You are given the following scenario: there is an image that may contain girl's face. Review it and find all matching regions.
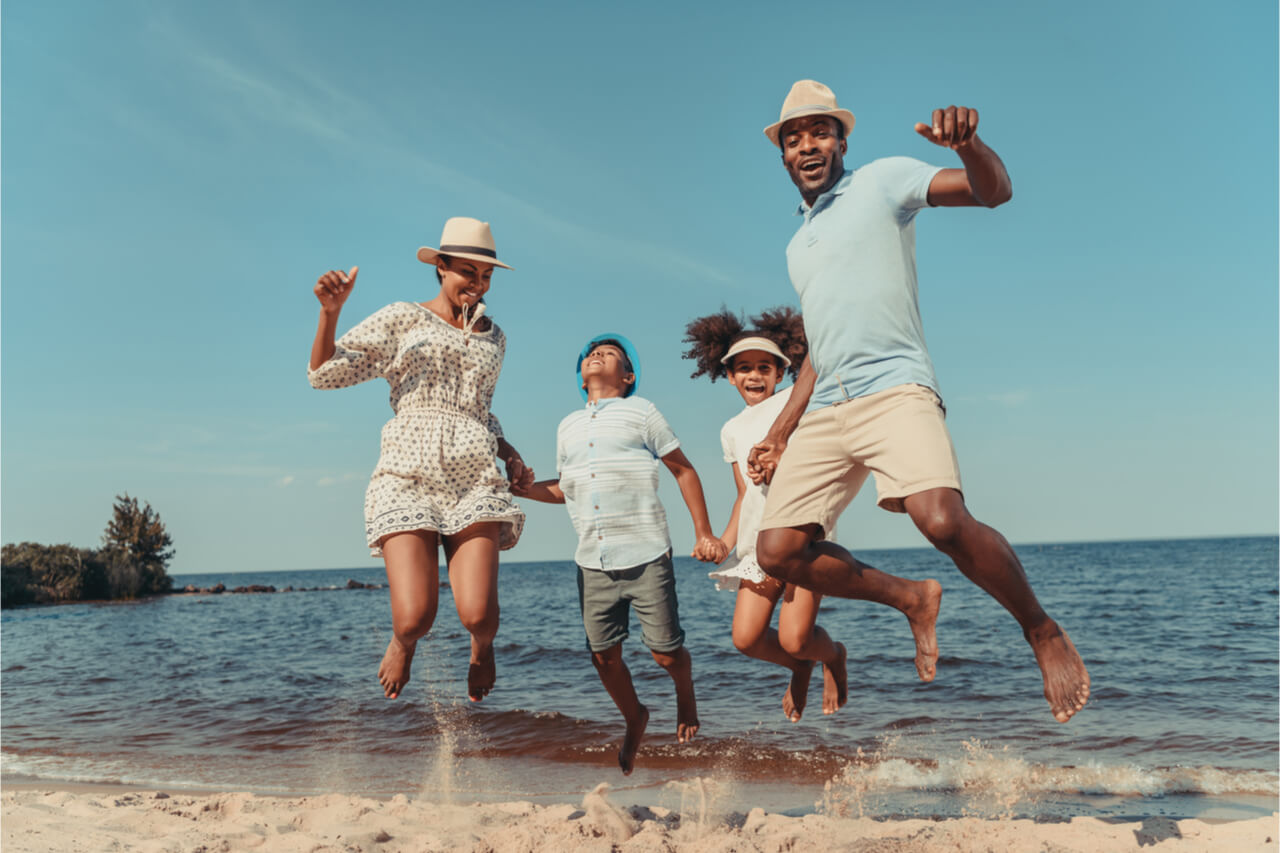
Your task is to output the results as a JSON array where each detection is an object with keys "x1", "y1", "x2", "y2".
[
  {"x1": 437, "y1": 257, "x2": 494, "y2": 311},
  {"x1": 727, "y1": 351, "x2": 782, "y2": 406}
]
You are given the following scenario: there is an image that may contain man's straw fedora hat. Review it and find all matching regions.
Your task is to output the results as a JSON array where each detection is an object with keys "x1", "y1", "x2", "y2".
[
  {"x1": 417, "y1": 217, "x2": 513, "y2": 270},
  {"x1": 763, "y1": 80, "x2": 856, "y2": 147}
]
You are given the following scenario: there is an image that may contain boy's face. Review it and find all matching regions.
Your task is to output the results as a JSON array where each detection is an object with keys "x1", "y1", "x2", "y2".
[
  {"x1": 727, "y1": 351, "x2": 781, "y2": 406},
  {"x1": 580, "y1": 343, "x2": 635, "y2": 396}
]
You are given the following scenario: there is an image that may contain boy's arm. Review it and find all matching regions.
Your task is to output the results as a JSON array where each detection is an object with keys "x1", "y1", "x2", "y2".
[
  {"x1": 718, "y1": 463, "x2": 748, "y2": 554},
  {"x1": 748, "y1": 355, "x2": 816, "y2": 485},
  {"x1": 518, "y1": 478, "x2": 565, "y2": 504},
  {"x1": 661, "y1": 448, "x2": 729, "y2": 564},
  {"x1": 496, "y1": 437, "x2": 534, "y2": 494}
]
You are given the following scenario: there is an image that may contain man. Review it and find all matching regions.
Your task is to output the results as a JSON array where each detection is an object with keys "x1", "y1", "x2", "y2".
[{"x1": 749, "y1": 80, "x2": 1090, "y2": 722}]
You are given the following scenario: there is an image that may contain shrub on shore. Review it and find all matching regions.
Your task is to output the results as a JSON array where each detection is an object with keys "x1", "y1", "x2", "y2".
[{"x1": 1, "y1": 495, "x2": 174, "y2": 607}]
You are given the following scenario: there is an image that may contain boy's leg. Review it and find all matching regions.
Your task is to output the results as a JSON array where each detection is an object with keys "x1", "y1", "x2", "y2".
[
  {"x1": 443, "y1": 522, "x2": 502, "y2": 702},
  {"x1": 629, "y1": 552, "x2": 699, "y2": 743},
  {"x1": 777, "y1": 585, "x2": 847, "y2": 715},
  {"x1": 379, "y1": 530, "x2": 442, "y2": 699},
  {"x1": 578, "y1": 566, "x2": 649, "y2": 775},
  {"x1": 733, "y1": 578, "x2": 814, "y2": 722}
]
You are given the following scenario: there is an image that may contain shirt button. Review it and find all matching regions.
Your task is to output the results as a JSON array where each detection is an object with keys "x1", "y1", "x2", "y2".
[
  {"x1": 594, "y1": 505, "x2": 599, "y2": 510},
  {"x1": 588, "y1": 442, "x2": 594, "y2": 447},
  {"x1": 598, "y1": 535, "x2": 603, "y2": 540},
  {"x1": 590, "y1": 473, "x2": 595, "y2": 478}
]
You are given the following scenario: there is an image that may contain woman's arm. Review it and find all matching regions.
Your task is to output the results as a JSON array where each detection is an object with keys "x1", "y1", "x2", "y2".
[{"x1": 310, "y1": 267, "x2": 357, "y2": 370}]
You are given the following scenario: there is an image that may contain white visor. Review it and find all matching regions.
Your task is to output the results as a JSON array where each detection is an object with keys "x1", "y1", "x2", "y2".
[{"x1": 720, "y1": 336, "x2": 791, "y2": 367}]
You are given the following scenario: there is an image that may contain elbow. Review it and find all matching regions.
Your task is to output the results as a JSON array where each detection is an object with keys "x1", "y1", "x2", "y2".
[{"x1": 983, "y1": 182, "x2": 1013, "y2": 209}]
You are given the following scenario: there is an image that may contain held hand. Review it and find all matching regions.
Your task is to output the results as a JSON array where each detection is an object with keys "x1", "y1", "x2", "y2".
[
  {"x1": 505, "y1": 456, "x2": 534, "y2": 495},
  {"x1": 692, "y1": 535, "x2": 729, "y2": 564},
  {"x1": 314, "y1": 266, "x2": 358, "y2": 314},
  {"x1": 747, "y1": 435, "x2": 787, "y2": 486},
  {"x1": 914, "y1": 106, "x2": 979, "y2": 150}
]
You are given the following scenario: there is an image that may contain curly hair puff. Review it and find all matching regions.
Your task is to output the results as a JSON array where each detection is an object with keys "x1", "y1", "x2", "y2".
[{"x1": 682, "y1": 305, "x2": 808, "y2": 382}]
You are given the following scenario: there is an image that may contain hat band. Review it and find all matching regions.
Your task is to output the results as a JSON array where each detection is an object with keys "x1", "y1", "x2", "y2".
[
  {"x1": 781, "y1": 103, "x2": 836, "y2": 120},
  {"x1": 438, "y1": 244, "x2": 497, "y2": 258}
]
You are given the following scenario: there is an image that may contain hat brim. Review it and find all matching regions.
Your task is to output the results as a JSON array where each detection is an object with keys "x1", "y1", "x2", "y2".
[
  {"x1": 577, "y1": 333, "x2": 641, "y2": 402},
  {"x1": 719, "y1": 336, "x2": 791, "y2": 368},
  {"x1": 763, "y1": 108, "x2": 856, "y2": 147},
  {"x1": 417, "y1": 246, "x2": 513, "y2": 271}
]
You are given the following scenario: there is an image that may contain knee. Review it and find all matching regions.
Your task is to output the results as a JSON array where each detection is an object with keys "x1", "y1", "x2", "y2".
[
  {"x1": 392, "y1": 606, "x2": 436, "y2": 641},
  {"x1": 731, "y1": 623, "x2": 762, "y2": 655},
  {"x1": 591, "y1": 647, "x2": 622, "y2": 672},
  {"x1": 650, "y1": 647, "x2": 684, "y2": 670},
  {"x1": 915, "y1": 507, "x2": 966, "y2": 550},
  {"x1": 756, "y1": 531, "x2": 801, "y2": 581},
  {"x1": 457, "y1": 604, "x2": 499, "y2": 638},
  {"x1": 777, "y1": 623, "x2": 812, "y2": 657}
]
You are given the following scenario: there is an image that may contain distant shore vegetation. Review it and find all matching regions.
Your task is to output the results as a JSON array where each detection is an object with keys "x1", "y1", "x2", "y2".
[{"x1": 1, "y1": 495, "x2": 174, "y2": 607}]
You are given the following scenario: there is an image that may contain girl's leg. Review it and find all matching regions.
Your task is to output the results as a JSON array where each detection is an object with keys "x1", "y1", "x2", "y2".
[
  {"x1": 443, "y1": 522, "x2": 502, "y2": 702},
  {"x1": 732, "y1": 577, "x2": 815, "y2": 722},
  {"x1": 777, "y1": 585, "x2": 847, "y2": 715},
  {"x1": 379, "y1": 530, "x2": 441, "y2": 699}
]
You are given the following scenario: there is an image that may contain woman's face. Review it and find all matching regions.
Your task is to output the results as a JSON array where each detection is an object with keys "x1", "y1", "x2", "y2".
[
  {"x1": 437, "y1": 256, "x2": 494, "y2": 310},
  {"x1": 727, "y1": 351, "x2": 782, "y2": 406}
]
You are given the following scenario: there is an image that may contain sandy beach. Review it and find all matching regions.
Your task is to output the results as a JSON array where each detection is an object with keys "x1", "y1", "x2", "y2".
[{"x1": 3, "y1": 783, "x2": 1276, "y2": 853}]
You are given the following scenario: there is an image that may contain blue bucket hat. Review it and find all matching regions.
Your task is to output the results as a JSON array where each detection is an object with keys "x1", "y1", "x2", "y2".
[{"x1": 576, "y1": 333, "x2": 641, "y2": 402}]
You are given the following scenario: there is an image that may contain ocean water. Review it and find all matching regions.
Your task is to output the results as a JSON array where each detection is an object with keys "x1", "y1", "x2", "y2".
[{"x1": 2, "y1": 536, "x2": 1276, "y2": 821}]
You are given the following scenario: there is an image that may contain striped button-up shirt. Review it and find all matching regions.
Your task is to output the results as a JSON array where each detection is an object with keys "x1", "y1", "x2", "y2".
[{"x1": 556, "y1": 395, "x2": 680, "y2": 570}]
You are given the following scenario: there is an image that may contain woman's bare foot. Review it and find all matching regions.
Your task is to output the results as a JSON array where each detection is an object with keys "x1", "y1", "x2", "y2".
[
  {"x1": 468, "y1": 641, "x2": 496, "y2": 702},
  {"x1": 905, "y1": 579, "x2": 942, "y2": 682},
  {"x1": 1026, "y1": 620, "x2": 1090, "y2": 722},
  {"x1": 378, "y1": 636, "x2": 416, "y2": 699},
  {"x1": 822, "y1": 642, "x2": 848, "y2": 715},
  {"x1": 782, "y1": 660, "x2": 815, "y2": 722},
  {"x1": 619, "y1": 705, "x2": 649, "y2": 775}
]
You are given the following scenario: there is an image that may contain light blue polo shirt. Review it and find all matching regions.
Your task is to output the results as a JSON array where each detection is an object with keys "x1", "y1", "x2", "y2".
[
  {"x1": 785, "y1": 158, "x2": 944, "y2": 411},
  {"x1": 556, "y1": 395, "x2": 681, "y2": 570}
]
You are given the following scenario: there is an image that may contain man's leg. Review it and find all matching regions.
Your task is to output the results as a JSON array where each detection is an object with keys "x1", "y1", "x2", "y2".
[
  {"x1": 757, "y1": 526, "x2": 941, "y2": 683},
  {"x1": 904, "y1": 487, "x2": 1090, "y2": 722}
]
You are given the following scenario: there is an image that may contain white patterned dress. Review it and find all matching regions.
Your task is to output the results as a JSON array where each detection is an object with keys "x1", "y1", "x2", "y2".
[{"x1": 308, "y1": 301, "x2": 525, "y2": 555}]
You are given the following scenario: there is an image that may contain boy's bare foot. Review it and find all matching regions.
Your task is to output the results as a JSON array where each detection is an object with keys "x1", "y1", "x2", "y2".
[
  {"x1": 905, "y1": 579, "x2": 942, "y2": 682},
  {"x1": 619, "y1": 704, "x2": 649, "y2": 775},
  {"x1": 782, "y1": 660, "x2": 815, "y2": 722},
  {"x1": 1026, "y1": 620, "x2": 1090, "y2": 722},
  {"x1": 468, "y1": 641, "x2": 496, "y2": 702},
  {"x1": 676, "y1": 694, "x2": 699, "y2": 743},
  {"x1": 822, "y1": 642, "x2": 847, "y2": 715},
  {"x1": 378, "y1": 636, "x2": 416, "y2": 699}
]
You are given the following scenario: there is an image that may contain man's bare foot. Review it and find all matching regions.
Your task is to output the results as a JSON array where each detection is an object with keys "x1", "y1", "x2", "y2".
[
  {"x1": 1026, "y1": 620, "x2": 1090, "y2": 722},
  {"x1": 619, "y1": 705, "x2": 649, "y2": 775},
  {"x1": 467, "y1": 641, "x2": 496, "y2": 702},
  {"x1": 782, "y1": 660, "x2": 815, "y2": 722},
  {"x1": 905, "y1": 579, "x2": 942, "y2": 682},
  {"x1": 822, "y1": 642, "x2": 848, "y2": 715},
  {"x1": 378, "y1": 636, "x2": 416, "y2": 699},
  {"x1": 676, "y1": 693, "x2": 699, "y2": 743}
]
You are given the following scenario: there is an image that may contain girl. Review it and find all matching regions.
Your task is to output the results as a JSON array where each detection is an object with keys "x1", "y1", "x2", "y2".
[
  {"x1": 308, "y1": 217, "x2": 533, "y2": 702},
  {"x1": 683, "y1": 308, "x2": 846, "y2": 720}
]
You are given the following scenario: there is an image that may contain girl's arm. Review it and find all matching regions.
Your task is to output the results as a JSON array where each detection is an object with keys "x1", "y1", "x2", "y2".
[
  {"x1": 518, "y1": 479, "x2": 565, "y2": 504},
  {"x1": 661, "y1": 448, "x2": 729, "y2": 564},
  {"x1": 310, "y1": 267, "x2": 357, "y2": 370},
  {"x1": 718, "y1": 462, "x2": 748, "y2": 554}
]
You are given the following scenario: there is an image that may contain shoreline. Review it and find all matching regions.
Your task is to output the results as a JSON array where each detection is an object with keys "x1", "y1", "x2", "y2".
[{"x1": 2, "y1": 782, "x2": 1276, "y2": 853}]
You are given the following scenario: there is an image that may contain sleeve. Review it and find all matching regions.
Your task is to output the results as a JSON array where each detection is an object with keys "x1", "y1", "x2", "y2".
[
  {"x1": 720, "y1": 421, "x2": 736, "y2": 464},
  {"x1": 643, "y1": 402, "x2": 681, "y2": 458},
  {"x1": 307, "y1": 304, "x2": 400, "y2": 390},
  {"x1": 874, "y1": 156, "x2": 945, "y2": 222},
  {"x1": 487, "y1": 412, "x2": 505, "y2": 440},
  {"x1": 555, "y1": 418, "x2": 570, "y2": 475}
]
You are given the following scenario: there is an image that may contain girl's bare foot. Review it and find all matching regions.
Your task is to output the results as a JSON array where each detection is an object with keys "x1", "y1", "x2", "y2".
[
  {"x1": 378, "y1": 636, "x2": 416, "y2": 699},
  {"x1": 619, "y1": 705, "x2": 649, "y2": 775},
  {"x1": 782, "y1": 660, "x2": 815, "y2": 722},
  {"x1": 822, "y1": 642, "x2": 847, "y2": 715},
  {"x1": 906, "y1": 579, "x2": 942, "y2": 682},
  {"x1": 1027, "y1": 620, "x2": 1090, "y2": 722},
  {"x1": 468, "y1": 641, "x2": 496, "y2": 702}
]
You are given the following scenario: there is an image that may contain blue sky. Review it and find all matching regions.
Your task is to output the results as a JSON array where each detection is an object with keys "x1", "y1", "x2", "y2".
[{"x1": 3, "y1": 0, "x2": 1276, "y2": 574}]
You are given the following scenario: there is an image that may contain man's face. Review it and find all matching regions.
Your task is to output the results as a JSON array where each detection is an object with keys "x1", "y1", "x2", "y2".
[{"x1": 779, "y1": 115, "x2": 847, "y2": 203}]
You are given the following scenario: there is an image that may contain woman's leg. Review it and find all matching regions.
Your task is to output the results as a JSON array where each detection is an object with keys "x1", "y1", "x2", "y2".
[
  {"x1": 443, "y1": 522, "x2": 502, "y2": 702},
  {"x1": 732, "y1": 577, "x2": 815, "y2": 722},
  {"x1": 777, "y1": 585, "x2": 847, "y2": 715},
  {"x1": 378, "y1": 530, "x2": 441, "y2": 699}
]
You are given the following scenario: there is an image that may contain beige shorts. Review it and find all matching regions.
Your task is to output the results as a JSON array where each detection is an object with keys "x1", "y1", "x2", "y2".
[{"x1": 758, "y1": 383, "x2": 962, "y2": 535}]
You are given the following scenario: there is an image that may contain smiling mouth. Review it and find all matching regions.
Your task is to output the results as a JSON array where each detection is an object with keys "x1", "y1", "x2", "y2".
[{"x1": 798, "y1": 157, "x2": 825, "y2": 177}]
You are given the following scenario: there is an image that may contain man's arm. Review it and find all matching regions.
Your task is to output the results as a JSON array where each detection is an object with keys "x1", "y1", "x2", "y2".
[
  {"x1": 914, "y1": 106, "x2": 1012, "y2": 208},
  {"x1": 661, "y1": 448, "x2": 729, "y2": 563},
  {"x1": 747, "y1": 355, "x2": 816, "y2": 485}
]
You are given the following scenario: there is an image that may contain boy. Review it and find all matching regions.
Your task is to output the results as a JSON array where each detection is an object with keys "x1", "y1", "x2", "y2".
[{"x1": 516, "y1": 333, "x2": 727, "y2": 774}]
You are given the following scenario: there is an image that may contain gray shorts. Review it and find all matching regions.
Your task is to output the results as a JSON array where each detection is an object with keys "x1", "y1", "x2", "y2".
[{"x1": 576, "y1": 551, "x2": 685, "y2": 654}]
